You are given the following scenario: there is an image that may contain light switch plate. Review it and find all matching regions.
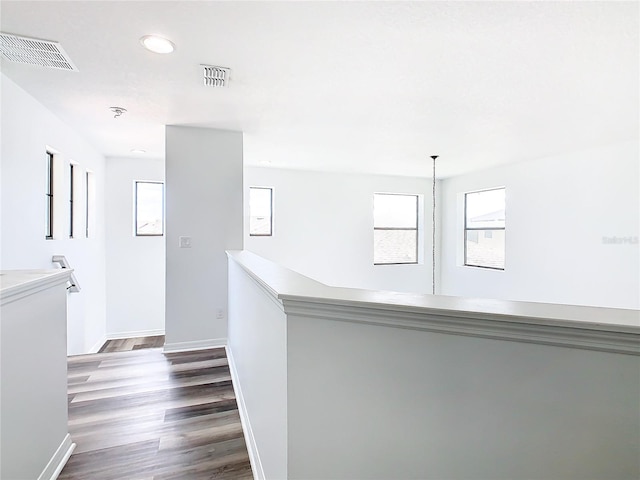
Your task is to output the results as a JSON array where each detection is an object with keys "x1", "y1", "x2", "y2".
[{"x1": 179, "y1": 236, "x2": 192, "y2": 248}]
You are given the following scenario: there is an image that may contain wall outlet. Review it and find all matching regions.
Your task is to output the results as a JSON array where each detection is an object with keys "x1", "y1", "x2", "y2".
[
  {"x1": 216, "y1": 309, "x2": 224, "y2": 319},
  {"x1": 179, "y1": 236, "x2": 192, "y2": 248}
]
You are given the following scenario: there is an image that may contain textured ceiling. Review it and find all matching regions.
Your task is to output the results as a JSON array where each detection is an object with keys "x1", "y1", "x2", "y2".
[{"x1": 1, "y1": 1, "x2": 637, "y2": 178}]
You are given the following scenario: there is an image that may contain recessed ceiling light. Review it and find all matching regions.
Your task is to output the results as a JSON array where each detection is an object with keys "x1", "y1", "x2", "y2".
[
  {"x1": 140, "y1": 35, "x2": 175, "y2": 54},
  {"x1": 130, "y1": 149, "x2": 146, "y2": 154}
]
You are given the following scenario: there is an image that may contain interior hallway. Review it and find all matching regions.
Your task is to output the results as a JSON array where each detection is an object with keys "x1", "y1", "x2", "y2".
[{"x1": 60, "y1": 338, "x2": 252, "y2": 479}]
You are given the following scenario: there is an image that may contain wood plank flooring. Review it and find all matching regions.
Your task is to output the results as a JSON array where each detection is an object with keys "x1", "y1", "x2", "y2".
[
  {"x1": 59, "y1": 346, "x2": 253, "y2": 480},
  {"x1": 98, "y1": 335, "x2": 165, "y2": 353}
]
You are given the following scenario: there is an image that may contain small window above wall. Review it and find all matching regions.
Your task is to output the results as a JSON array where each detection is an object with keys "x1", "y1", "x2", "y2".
[
  {"x1": 249, "y1": 187, "x2": 273, "y2": 236},
  {"x1": 135, "y1": 181, "x2": 164, "y2": 236},
  {"x1": 45, "y1": 151, "x2": 54, "y2": 239},
  {"x1": 374, "y1": 193, "x2": 419, "y2": 265},
  {"x1": 464, "y1": 187, "x2": 506, "y2": 269},
  {"x1": 85, "y1": 171, "x2": 95, "y2": 238},
  {"x1": 69, "y1": 163, "x2": 76, "y2": 238}
]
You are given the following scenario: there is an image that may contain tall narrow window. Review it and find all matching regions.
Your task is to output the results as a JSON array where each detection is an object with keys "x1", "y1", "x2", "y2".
[
  {"x1": 69, "y1": 163, "x2": 75, "y2": 238},
  {"x1": 45, "y1": 152, "x2": 54, "y2": 239},
  {"x1": 85, "y1": 171, "x2": 95, "y2": 238},
  {"x1": 374, "y1": 193, "x2": 419, "y2": 265},
  {"x1": 249, "y1": 187, "x2": 273, "y2": 236},
  {"x1": 464, "y1": 187, "x2": 506, "y2": 269},
  {"x1": 135, "y1": 181, "x2": 164, "y2": 236}
]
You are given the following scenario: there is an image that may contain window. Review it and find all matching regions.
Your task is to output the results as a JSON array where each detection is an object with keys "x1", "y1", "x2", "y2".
[
  {"x1": 85, "y1": 171, "x2": 95, "y2": 238},
  {"x1": 249, "y1": 187, "x2": 273, "y2": 236},
  {"x1": 45, "y1": 152, "x2": 54, "y2": 239},
  {"x1": 69, "y1": 163, "x2": 75, "y2": 238},
  {"x1": 464, "y1": 187, "x2": 505, "y2": 269},
  {"x1": 374, "y1": 193, "x2": 419, "y2": 265},
  {"x1": 135, "y1": 181, "x2": 164, "y2": 236}
]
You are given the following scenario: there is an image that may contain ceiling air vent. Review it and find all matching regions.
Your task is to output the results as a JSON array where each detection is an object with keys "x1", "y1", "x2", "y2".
[
  {"x1": 202, "y1": 65, "x2": 230, "y2": 88},
  {"x1": 0, "y1": 32, "x2": 78, "y2": 71}
]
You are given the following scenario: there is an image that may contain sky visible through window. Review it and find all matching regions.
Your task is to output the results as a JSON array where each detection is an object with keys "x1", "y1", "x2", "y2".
[
  {"x1": 466, "y1": 188, "x2": 505, "y2": 228},
  {"x1": 249, "y1": 187, "x2": 272, "y2": 236},
  {"x1": 136, "y1": 182, "x2": 163, "y2": 236},
  {"x1": 465, "y1": 188, "x2": 505, "y2": 269},
  {"x1": 374, "y1": 193, "x2": 418, "y2": 264}
]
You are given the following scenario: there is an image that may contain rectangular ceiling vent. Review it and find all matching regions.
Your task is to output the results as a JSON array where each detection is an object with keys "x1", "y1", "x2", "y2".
[
  {"x1": 202, "y1": 65, "x2": 230, "y2": 88},
  {"x1": 0, "y1": 32, "x2": 78, "y2": 71}
]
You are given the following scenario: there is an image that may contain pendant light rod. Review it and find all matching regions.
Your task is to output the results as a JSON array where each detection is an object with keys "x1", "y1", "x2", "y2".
[{"x1": 431, "y1": 155, "x2": 439, "y2": 295}]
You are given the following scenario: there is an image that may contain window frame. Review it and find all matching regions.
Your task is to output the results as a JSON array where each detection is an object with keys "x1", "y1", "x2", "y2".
[
  {"x1": 249, "y1": 186, "x2": 273, "y2": 237},
  {"x1": 373, "y1": 192, "x2": 419, "y2": 266},
  {"x1": 85, "y1": 171, "x2": 90, "y2": 238},
  {"x1": 85, "y1": 170, "x2": 95, "y2": 238},
  {"x1": 134, "y1": 181, "x2": 165, "y2": 237},
  {"x1": 463, "y1": 187, "x2": 506, "y2": 270},
  {"x1": 69, "y1": 163, "x2": 75, "y2": 238},
  {"x1": 45, "y1": 151, "x2": 54, "y2": 239}
]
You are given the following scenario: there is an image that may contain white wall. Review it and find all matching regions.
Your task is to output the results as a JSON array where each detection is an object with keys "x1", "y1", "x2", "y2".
[
  {"x1": 245, "y1": 167, "x2": 435, "y2": 293},
  {"x1": 165, "y1": 126, "x2": 243, "y2": 350},
  {"x1": 1, "y1": 274, "x2": 71, "y2": 480},
  {"x1": 287, "y1": 313, "x2": 639, "y2": 480},
  {"x1": 228, "y1": 251, "x2": 640, "y2": 480},
  {"x1": 0, "y1": 74, "x2": 107, "y2": 354},
  {"x1": 440, "y1": 141, "x2": 639, "y2": 309},
  {"x1": 105, "y1": 156, "x2": 165, "y2": 338},
  {"x1": 227, "y1": 258, "x2": 288, "y2": 480}
]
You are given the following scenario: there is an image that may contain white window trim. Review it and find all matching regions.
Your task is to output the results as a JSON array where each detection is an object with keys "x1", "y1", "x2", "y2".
[
  {"x1": 373, "y1": 192, "x2": 424, "y2": 266},
  {"x1": 134, "y1": 180, "x2": 165, "y2": 237},
  {"x1": 249, "y1": 186, "x2": 274, "y2": 237},
  {"x1": 462, "y1": 186, "x2": 506, "y2": 271}
]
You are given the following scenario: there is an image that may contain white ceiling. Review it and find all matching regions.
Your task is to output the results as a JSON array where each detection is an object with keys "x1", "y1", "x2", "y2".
[{"x1": 1, "y1": 1, "x2": 637, "y2": 178}]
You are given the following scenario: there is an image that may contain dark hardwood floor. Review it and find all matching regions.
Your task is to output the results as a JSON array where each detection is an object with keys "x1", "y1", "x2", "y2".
[
  {"x1": 59, "y1": 345, "x2": 253, "y2": 479},
  {"x1": 98, "y1": 335, "x2": 166, "y2": 353}
]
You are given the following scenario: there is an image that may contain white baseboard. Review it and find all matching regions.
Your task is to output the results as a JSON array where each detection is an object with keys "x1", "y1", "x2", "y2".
[
  {"x1": 163, "y1": 337, "x2": 226, "y2": 353},
  {"x1": 88, "y1": 336, "x2": 107, "y2": 354},
  {"x1": 38, "y1": 433, "x2": 75, "y2": 480},
  {"x1": 106, "y1": 329, "x2": 166, "y2": 340},
  {"x1": 226, "y1": 346, "x2": 264, "y2": 480}
]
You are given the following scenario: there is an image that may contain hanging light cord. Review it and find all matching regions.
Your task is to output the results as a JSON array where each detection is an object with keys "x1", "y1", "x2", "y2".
[{"x1": 431, "y1": 155, "x2": 438, "y2": 295}]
